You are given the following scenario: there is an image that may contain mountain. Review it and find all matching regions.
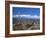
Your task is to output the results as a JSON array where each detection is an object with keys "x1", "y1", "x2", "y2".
[{"x1": 13, "y1": 16, "x2": 40, "y2": 24}]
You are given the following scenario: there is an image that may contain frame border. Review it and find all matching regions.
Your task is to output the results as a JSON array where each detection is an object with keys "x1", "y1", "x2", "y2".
[{"x1": 5, "y1": 1, "x2": 45, "y2": 37}]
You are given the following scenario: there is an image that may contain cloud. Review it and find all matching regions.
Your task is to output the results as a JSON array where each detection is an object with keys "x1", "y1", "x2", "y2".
[{"x1": 13, "y1": 15, "x2": 40, "y2": 19}]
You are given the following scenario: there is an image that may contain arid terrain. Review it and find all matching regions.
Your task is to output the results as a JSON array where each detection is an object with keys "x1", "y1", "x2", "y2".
[{"x1": 13, "y1": 17, "x2": 40, "y2": 31}]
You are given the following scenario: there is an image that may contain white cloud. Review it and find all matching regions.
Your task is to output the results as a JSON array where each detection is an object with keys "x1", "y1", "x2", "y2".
[{"x1": 13, "y1": 15, "x2": 40, "y2": 19}]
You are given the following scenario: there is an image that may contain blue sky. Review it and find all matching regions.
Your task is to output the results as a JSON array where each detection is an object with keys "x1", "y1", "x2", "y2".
[{"x1": 13, "y1": 7, "x2": 40, "y2": 16}]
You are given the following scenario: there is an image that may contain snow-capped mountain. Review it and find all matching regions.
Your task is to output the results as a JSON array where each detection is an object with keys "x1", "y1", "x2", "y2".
[{"x1": 13, "y1": 15, "x2": 40, "y2": 19}]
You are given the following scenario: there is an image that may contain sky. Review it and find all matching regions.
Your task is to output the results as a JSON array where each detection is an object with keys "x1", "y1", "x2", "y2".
[
  {"x1": 13, "y1": 7, "x2": 40, "y2": 19},
  {"x1": 13, "y1": 7, "x2": 40, "y2": 16}
]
